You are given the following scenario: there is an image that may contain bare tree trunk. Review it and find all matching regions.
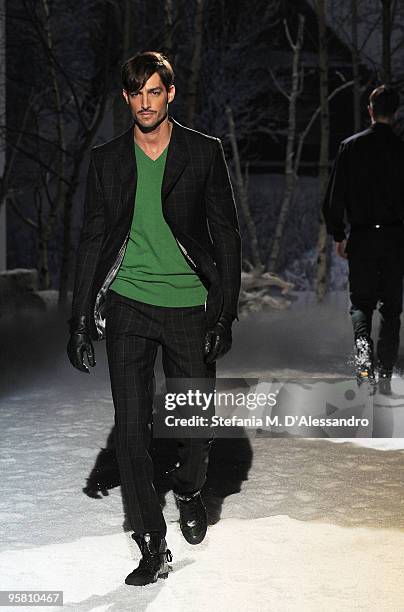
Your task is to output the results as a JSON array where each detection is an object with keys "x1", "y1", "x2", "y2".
[
  {"x1": 186, "y1": 0, "x2": 205, "y2": 128},
  {"x1": 295, "y1": 80, "x2": 354, "y2": 177},
  {"x1": 122, "y1": 0, "x2": 132, "y2": 58},
  {"x1": 351, "y1": 0, "x2": 361, "y2": 132},
  {"x1": 59, "y1": 5, "x2": 112, "y2": 307},
  {"x1": 59, "y1": 73, "x2": 111, "y2": 308},
  {"x1": 113, "y1": 0, "x2": 133, "y2": 137},
  {"x1": 40, "y1": 0, "x2": 69, "y2": 306},
  {"x1": 315, "y1": 0, "x2": 330, "y2": 302},
  {"x1": 36, "y1": 190, "x2": 50, "y2": 290},
  {"x1": 164, "y1": 0, "x2": 173, "y2": 53},
  {"x1": 268, "y1": 14, "x2": 305, "y2": 273},
  {"x1": 0, "y1": 0, "x2": 5, "y2": 270},
  {"x1": 381, "y1": 0, "x2": 391, "y2": 85},
  {"x1": 226, "y1": 105, "x2": 263, "y2": 273},
  {"x1": 38, "y1": 169, "x2": 60, "y2": 291},
  {"x1": 0, "y1": 89, "x2": 38, "y2": 213}
]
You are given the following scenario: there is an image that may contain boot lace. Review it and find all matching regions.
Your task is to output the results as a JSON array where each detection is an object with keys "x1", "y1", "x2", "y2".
[{"x1": 138, "y1": 547, "x2": 173, "y2": 569}]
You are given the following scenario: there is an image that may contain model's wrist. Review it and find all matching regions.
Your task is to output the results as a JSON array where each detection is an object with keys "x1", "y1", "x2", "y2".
[
  {"x1": 68, "y1": 315, "x2": 89, "y2": 334},
  {"x1": 218, "y1": 311, "x2": 236, "y2": 326}
]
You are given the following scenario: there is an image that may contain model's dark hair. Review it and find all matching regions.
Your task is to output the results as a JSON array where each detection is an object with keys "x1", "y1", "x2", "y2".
[
  {"x1": 369, "y1": 84, "x2": 400, "y2": 118},
  {"x1": 121, "y1": 51, "x2": 174, "y2": 93}
]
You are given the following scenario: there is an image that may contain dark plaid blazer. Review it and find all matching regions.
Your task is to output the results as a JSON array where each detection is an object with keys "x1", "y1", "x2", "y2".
[{"x1": 70, "y1": 116, "x2": 242, "y2": 341}]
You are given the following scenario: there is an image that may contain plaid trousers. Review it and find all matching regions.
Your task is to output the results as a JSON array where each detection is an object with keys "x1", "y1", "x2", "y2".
[{"x1": 105, "y1": 288, "x2": 216, "y2": 537}]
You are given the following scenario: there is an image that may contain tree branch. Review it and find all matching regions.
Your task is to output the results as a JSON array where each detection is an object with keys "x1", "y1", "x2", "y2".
[
  {"x1": 268, "y1": 66, "x2": 290, "y2": 101},
  {"x1": 294, "y1": 78, "x2": 354, "y2": 177}
]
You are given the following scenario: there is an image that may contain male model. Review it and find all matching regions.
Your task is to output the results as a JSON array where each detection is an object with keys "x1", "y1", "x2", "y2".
[
  {"x1": 323, "y1": 85, "x2": 404, "y2": 394},
  {"x1": 67, "y1": 51, "x2": 241, "y2": 585}
]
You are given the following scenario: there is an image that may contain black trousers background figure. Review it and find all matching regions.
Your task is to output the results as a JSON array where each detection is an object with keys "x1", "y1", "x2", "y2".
[
  {"x1": 347, "y1": 225, "x2": 404, "y2": 371},
  {"x1": 104, "y1": 288, "x2": 216, "y2": 537}
]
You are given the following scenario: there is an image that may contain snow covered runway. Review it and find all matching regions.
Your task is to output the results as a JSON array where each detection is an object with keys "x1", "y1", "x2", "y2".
[
  {"x1": 2, "y1": 304, "x2": 404, "y2": 611},
  {"x1": 1, "y1": 515, "x2": 404, "y2": 612},
  {"x1": 1, "y1": 379, "x2": 404, "y2": 611}
]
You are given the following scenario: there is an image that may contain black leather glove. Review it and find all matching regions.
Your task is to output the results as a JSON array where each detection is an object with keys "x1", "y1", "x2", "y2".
[
  {"x1": 204, "y1": 311, "x2": 235, "y2": 364},
  {"x1": 67, "y1": 315, "x2": 96, "y2": 374}
]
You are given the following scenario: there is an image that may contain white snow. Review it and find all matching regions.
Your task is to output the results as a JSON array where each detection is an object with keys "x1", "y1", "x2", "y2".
[
  {"x1": 2, "y1": 303, "x2": 404, "y2": 610},
  {"x1": 2, "y1": 371, "x2": 404, "y2": 611},
  {"x1": 327, "y1": 438, "x2": 404, "y2": 450},
  {"x1": 1, "y1": 516, "x2": 404, "y2": 612}
]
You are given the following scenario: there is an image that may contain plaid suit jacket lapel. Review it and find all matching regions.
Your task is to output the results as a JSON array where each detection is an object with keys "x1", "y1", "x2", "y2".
[
  {"x1": 117, "y1": 124, "x2": 137, "y2": 216},
  {"x1": 162, "y1": 117, "x2": 189, "y2": 203}
]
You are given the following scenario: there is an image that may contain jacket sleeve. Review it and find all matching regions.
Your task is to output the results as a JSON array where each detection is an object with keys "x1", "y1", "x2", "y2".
[
  {"x1": 70, "y1": 150, "x2": 106, "y2": 319},
  {"x1": 205, "y1": 139, "x2": 242, "y2": 321},
  {"x1": 322, "y1": 142, "x2": 349, "y2": 242}
]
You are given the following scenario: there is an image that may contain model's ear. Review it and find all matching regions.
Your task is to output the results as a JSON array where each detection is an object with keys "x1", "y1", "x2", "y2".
[
  {"x1": 122, "y1": 89, "x2": 129, "y2": 105},
  {"x1": 168, "y1": 84, "x2": 176, "y2": 104}
]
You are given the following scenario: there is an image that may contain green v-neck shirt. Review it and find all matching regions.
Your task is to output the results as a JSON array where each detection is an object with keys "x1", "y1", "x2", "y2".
[{"x1": 109, "y1": 140, "x2": 207, "y2": 307}]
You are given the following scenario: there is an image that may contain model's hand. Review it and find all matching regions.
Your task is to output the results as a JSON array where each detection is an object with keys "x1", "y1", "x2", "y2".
[
  {"x1": 67, "y1": 315, "x2": 96, "y2": 374},
  {"x1": 335, "y1": 239, "x2": 348, "y2": 259},
  {"x1": 204, "y1": 311, "x2": 234, "y2": 364}
]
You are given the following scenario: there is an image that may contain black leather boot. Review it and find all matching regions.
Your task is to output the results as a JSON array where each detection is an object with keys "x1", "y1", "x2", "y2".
[
  {"x1": 377, "y1": 365, "x2": 393, "y2": 396},
  {"x1": 125, "y1": 532, "x2": 173, "y2": 586},
  {"x1": 174, "y1": 491, "x2": 207, "y2": 545}
]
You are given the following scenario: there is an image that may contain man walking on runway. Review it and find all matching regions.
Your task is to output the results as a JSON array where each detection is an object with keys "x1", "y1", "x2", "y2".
[
  {"x1": 323, "y1": 85, "x2": 404, "y2": 394},
  {"x1": 67, "y1": 51, "x2": 241, "y2": 585}
]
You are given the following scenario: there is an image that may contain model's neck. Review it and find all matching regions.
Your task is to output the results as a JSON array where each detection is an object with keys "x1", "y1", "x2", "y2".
[
  {"x1": 371, "y1": 117, "x2": 393, "y2": 125},
  {"x1": 134, "y1": 117, "x2": 172, "y2": 149}
]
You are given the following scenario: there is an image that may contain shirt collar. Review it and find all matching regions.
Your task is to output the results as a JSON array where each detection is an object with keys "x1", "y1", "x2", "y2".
[{"x1": 370, "y1": 121, "x2": 393, "y2": 130}]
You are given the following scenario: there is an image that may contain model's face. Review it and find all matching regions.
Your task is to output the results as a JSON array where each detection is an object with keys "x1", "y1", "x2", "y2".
[{"x1": 123, "y1": 72, "x2": 175, "y2": 130}]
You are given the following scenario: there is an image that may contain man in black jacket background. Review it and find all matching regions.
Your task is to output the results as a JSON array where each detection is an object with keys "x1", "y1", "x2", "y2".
[
  {"x1": 66, "y1": 51, "x2": 241, "y2": 586},
  {"x1": 323, "y1": 85, "x2": 404, "y2": 393}
]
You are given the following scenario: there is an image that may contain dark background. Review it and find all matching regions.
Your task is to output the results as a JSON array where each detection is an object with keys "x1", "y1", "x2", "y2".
[{"x1": 2, "y1": 0, "x2": 404, "y2": 298}]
